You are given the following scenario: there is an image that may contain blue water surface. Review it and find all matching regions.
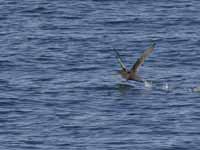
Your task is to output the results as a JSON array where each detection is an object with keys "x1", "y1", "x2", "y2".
[{"x1": 0, "y1": 0, "x2": 200, "y2": 149}]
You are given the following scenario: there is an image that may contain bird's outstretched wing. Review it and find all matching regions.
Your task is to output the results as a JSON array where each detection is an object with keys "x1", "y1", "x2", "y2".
[
  {"x1": 130, "y1": 43, "x2": 156, "y2": 75},
  {"x1": 114, "y1": 49, "x2": 127, "y2": 71}
]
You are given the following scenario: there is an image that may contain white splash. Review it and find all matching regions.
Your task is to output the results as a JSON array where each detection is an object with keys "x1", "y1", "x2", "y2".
[
  {"x1": 193, "y1": 87, "x2": 200, "y2": 92},
  {"x1": 162, "y1": 82, "x2": 169, "y2": 90},
  {"x1": 144, "y1": 80, "x2": 152, "y2": 88}
]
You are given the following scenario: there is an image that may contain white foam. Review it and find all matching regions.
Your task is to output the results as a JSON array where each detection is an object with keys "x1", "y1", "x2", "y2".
[
  {"x1": 193, "y1": 87, "x2": 200, "y2": 92},
  {"x1": 162, "y1": 82, "x2": 169, "y2": 91},
  {"x1": 144, "y1": 80, "x2": 152, "y2": 88}
]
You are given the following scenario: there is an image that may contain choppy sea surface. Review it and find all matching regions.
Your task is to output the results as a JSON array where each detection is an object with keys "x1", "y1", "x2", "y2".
[{"x1": 0, "y1": 0, "x2": 200, "y2": 149}]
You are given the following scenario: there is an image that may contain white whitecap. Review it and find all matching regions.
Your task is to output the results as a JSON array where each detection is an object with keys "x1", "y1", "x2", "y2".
[
  {"x1": 144, "y1": 80, "x2": 152, "y2": 88},
  {"x1": 193, "y1": 87, "x2": 200, "y2": 92},
  {"x1": 162, "y1": 82, "x2": 169, "y2": 90}
]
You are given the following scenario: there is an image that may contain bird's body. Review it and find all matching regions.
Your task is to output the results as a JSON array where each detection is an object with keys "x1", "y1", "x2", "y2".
[
  {"x1": 119, "y1": 70, "x2": 143, "y2": 82},
  {"x1": 115, "y1": 43, "x2": 156, "y2": 82}
]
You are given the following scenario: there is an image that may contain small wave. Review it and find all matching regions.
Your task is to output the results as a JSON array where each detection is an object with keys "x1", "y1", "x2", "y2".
[
  {"x1": 103, "y1": 18, "x2": 143, "y2": 26},
  {"x1": 21, "y1": 6, "x2": 47, "y2": 14},
  {"x1": 66, "y1": 67, "x2": 99, "y2": 72}
]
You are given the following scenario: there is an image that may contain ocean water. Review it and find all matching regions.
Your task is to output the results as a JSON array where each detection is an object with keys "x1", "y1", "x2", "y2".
[{"x1": 0, "y1": 0, "x2": 200, "y2": 149}]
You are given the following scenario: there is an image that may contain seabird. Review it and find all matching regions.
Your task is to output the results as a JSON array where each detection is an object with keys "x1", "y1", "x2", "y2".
[{"x1": 115, "y1": 43, "x2": 156, "y2": 82}]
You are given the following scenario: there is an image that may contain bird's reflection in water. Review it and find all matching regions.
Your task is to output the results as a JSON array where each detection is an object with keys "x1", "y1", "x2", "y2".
[
  {"x1": 116, "y1": 82, "x2": 142, "y2": 95},
  {"x1": 117, "y1": 83, "x2": 134, "y2": 90}
]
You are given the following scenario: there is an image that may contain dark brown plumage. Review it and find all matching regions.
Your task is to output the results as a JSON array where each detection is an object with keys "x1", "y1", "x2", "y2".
[{"x1": 115, "y1": 43, "x2": 156, "y2": 82}]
